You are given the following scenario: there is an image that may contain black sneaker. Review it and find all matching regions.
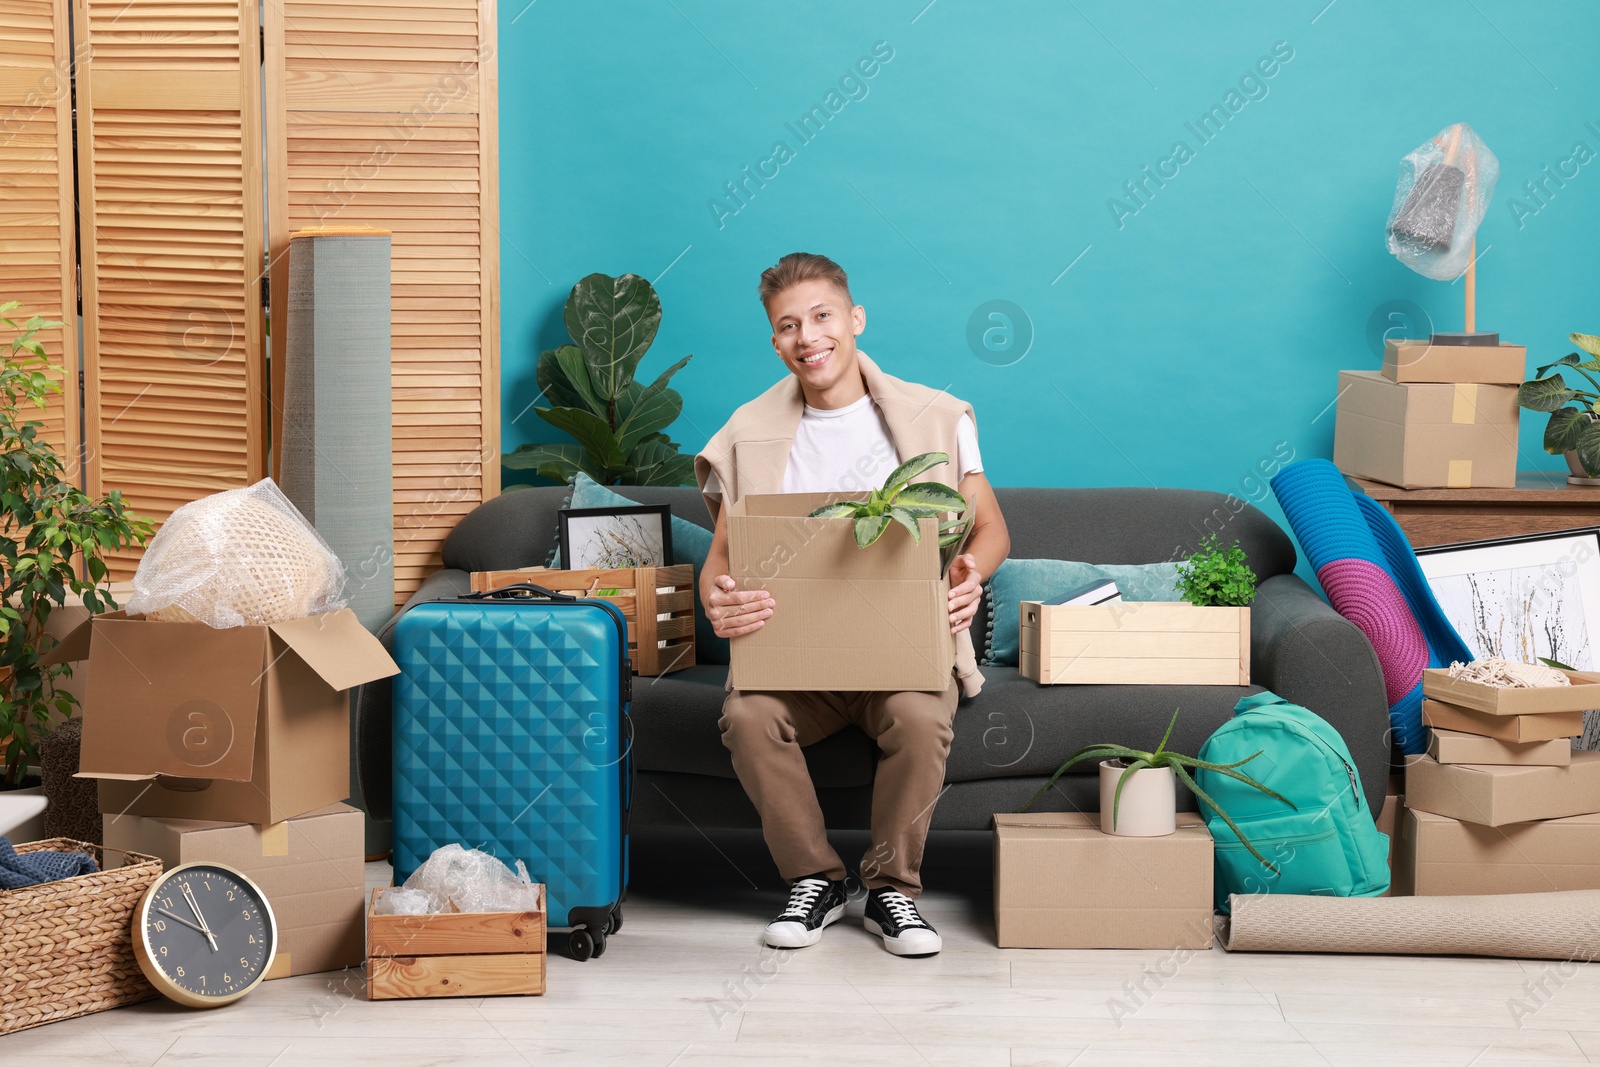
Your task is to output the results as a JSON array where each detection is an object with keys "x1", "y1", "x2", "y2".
[
  {"x1": 863, "y1": 887, "x2": 941, "y2": 957},
  {"x1": 763, "y1": 874, "x2": 847, "y2": 949}
]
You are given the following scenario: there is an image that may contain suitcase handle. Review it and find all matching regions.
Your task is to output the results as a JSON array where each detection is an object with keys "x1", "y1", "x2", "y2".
[{"x1": 466, "y1": 582, "x2": 577, "y2": 602}]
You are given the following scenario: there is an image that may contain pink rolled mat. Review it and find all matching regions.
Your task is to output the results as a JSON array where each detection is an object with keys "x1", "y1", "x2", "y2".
[{"x1": 1224, "y1": 891, "x2": 1600, "y2": 959}]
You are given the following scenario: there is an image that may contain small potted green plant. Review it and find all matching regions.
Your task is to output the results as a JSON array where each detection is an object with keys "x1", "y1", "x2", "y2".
[
  {"x1": 1518, "y1": 332, "x2": 1600, "y2": 484},
  {"x1": 1175, "y1": 532, "x2": 1257, "y2": 607},
  {"x1": 1, "y1": 303, "x2": 152, "y2": 795},
  {"x1": 1021, "y1": 708, "x2": 1293, "y2": 870},
  {"x1": 807, "y1": 451, "x2": 968, "y2": 565}
]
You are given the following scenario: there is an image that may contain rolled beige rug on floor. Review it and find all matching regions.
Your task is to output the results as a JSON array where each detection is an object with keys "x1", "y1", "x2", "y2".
[{"x1": 1224, "y1": 891, "x2": 1600, "y2": 959}]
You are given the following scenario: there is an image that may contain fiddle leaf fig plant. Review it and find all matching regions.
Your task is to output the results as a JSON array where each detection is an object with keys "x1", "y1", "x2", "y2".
[
  {"x1": 1518, "y1": 332, "x2": 1600, "y2": 476},
  {"x1": 1020, "y1": 708, "x2": 1295, "y2": 871},
  {"x1": 807, "y1": 451, "x2": 968, "y2": 550},
  {"x1": 1175, "y1": 532, "x2": 1257, "y2": 607},
  {"x1": 504, "y1": 272, "x2": 695, "y2": 487},
  {"x1": 2, "y1": 303, "x2": 153, "y2": 789}
]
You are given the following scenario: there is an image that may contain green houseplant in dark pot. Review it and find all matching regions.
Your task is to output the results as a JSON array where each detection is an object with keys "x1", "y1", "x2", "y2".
[
  {"x1": 1518, "y1": 332, "x2": 1600, "y2": 486},
  {"x1": 1, "y1": 303, "x2": 152, "y2": 798}
]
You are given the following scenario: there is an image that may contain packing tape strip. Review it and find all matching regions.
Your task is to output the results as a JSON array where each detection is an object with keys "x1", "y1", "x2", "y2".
[
  {"x1": 265, "y1": 952, "x2": 291, "y2": 980},
  {"x1": 1452, "y1": 384, "x2": 1478, "y2": 424},
  {"x1": 260, "y1": 821, "x2": 289, "y2": 857},
  {"x1": 1447, "y1": 459, "x2": 1473, "y2": 488}
]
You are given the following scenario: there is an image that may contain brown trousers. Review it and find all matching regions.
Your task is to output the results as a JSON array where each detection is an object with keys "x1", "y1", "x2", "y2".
[{"x1": 718, "y1": 682, "x2": 959, "y2": 897}]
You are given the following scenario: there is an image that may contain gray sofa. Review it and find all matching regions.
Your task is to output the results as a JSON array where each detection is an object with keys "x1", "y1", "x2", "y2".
[{"x1": 353, "y1": 485, "x2": 1393, "y2": 837}]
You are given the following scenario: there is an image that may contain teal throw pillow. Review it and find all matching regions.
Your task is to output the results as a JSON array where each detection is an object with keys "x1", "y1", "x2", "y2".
[
  {"x1": 561, "y1": 473, "x2": 727, "y2": 665},
  {"x1": 984, "y1": 558, "x2": 1182, "y2": 667}
]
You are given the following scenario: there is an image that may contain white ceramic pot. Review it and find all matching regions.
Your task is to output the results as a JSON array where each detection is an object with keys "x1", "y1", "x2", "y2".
[
  {"x1": 1099, "y1": 760, "x2": 1176, "y2": 837},
  {"x1": 0, "y1": 785, "x2": 48, "y2": 842}
]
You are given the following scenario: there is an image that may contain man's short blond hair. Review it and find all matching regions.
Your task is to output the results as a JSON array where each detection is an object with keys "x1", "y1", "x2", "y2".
[{"x1": 758, "y1": 252, "x2": 853, "y2": 312}]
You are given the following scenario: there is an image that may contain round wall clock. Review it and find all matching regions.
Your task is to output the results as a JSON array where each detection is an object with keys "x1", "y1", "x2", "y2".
[{"x1": 133, "y1": 862, "x2": 279, "y2": 1008}]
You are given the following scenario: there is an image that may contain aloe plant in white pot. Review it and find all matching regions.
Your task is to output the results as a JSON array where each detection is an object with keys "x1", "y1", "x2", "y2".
[{"x1": 1020, "y1": 708, "x2": 1295, "y2": 869}]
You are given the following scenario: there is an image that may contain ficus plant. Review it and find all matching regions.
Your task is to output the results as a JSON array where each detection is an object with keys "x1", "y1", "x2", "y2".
[
  {"x1": 1518, "y1": 332, "x2": 1600, "y2": 476},
  {"x1": 1, "y1": 303, "x2": 153, "y2": 789},
  {"x1": 504, "y1": 272, "x2": 695, "y2": 487},
  {"x1": 1175, "y1": 532, "x2": 1257, "y2": 607},
  {"x1": 1020, "y1": 708, "x2": 1295, "y2": 871},
  {"x1": 807, "y1": 451, "x2": 968, "y2": 550}
]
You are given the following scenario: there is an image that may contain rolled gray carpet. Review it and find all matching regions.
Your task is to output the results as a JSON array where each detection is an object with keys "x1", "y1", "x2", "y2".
[
  {"x1": 280, "y1": 226, "x2": 394, "y2": 633},
  {"x1": 1224, "y1": 890, "x2": 1600, "y2": 959}
]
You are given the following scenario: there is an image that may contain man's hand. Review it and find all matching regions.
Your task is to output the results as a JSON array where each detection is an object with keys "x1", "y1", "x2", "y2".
[
  {"x1": 707, "y1": 575, "x2": 774, "y2": 638},
  {"x1": 948, "y1": 553, "x2": 982, "y2": 635}
]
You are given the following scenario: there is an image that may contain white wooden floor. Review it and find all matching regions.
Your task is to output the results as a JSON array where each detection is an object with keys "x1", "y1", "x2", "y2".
[{"x1": 9, "y1": 829, "x2": 1600, "y2": 1065}]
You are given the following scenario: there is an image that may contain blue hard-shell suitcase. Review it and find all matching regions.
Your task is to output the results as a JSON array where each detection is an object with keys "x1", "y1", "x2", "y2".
[{"x1": 391, "y1": 583, "x2": 632, "y2": 961}]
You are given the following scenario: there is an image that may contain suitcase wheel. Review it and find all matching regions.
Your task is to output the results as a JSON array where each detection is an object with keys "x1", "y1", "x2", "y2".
[
  {"x1": 569, "y1": 928, "x2": 596, "y2": 962},
  {"x1": 591, "y1": 930, "x2": 608, "y2": 958},
  {"x1": 607, "y1": 906, "x2": 623, "y2": 934}
]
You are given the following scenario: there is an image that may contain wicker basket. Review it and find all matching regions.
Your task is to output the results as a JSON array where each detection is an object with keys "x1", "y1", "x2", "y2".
[{"x1": 0, "y1": 839, "x2": 162, "y2": 1035}]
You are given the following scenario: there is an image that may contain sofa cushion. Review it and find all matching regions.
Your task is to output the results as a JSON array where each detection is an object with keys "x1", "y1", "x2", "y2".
[{"x1": 982, "y1": 557, "x2": 1182, "y2": 666}]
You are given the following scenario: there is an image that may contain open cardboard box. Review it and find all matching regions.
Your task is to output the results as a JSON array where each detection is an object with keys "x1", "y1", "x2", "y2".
[
  {"x1": 1422, "y1": 668, "x2": 1600, "y2": 716},
  {"x1": 42, "y1": 609, "x2": 399, "y2": 824},
  {"x1": 726, "y1": 493, "x2": 960, "y2": 692}
]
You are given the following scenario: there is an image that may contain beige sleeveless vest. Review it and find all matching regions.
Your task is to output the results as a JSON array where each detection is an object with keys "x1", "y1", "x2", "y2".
[{"x1": 695, "y1": 352, "x2": 984, "y2": 696}]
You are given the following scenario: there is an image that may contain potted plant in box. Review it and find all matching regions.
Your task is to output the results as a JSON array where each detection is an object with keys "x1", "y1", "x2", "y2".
[
  {"x1": 1517, "y1": 332, "x2": 1600, "y2": 484},
  {"x1": 1020, "y1": 708, "x2": 1293, "y2": 870},
  {"x1": 1, "y1": 303, "x2": 152, "y2": 799},
  {"x1": 806, "y1": 450, "x2": 969, "y2": 557},
  {"x1": 1175, "y1": 532, "x2": 1257, "y2": 608}
]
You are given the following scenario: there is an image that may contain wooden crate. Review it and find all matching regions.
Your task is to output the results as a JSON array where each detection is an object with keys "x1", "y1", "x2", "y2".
[
  {"x1": 366, "y1": 887, "x2": 545, "y2": 1000},
  {"x1": 470, "y1": 565, "x2": 695, "y2": 675},
  {"x1": 1019, "y1": 602, "x2": 1249, "y2": 685}
]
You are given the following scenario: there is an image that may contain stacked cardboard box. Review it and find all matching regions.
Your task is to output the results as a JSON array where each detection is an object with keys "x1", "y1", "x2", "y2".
[
  {"x1": 1394, "y1": 668, "x2": 1600, "y2": 896},
  {"x1": 1332, "y1": 339, "x2": 1524, "y2": 488},
  {"x1": 42, "y1": 609, "x2": 398, "y2": 977}
]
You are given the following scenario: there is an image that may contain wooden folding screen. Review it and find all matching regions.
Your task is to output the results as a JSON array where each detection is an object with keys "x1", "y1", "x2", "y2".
[
  {"x1": 73, "y1": 0, "x2": 267, "y2": 577},
  {"x1": 0, "y1": 0, "x2": 79, "y2": 467},
  {"x1": 265, "y1": 0, "x2": 501, "y2": 604}
]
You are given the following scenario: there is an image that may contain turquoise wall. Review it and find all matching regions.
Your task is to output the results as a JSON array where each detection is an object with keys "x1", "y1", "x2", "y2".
[{"x1": 500, "y1": 1, "x2": 1600, "y2": 529}]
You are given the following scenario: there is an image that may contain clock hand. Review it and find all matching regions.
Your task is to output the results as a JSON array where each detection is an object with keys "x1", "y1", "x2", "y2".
[
  {"x1": 156, "y1": 908, "x2": 212, "y2": 938},
  {"x1": 180, "y1": 883, "x2": 219, "y2": 952}
]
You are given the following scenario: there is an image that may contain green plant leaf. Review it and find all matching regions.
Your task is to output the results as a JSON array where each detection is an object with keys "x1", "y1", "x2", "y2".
[
  {"x1": 893, "y1": 481, "x2": 966, "y2": 512},
  {"x1": 939, "y1": 529, "x2": 966, "y2": 548},
  {"x1": 534, "y1": 346, "x2": 587, "y2": 413},
  {"x1": 1018, "y1": 744, "x2": 1150, "y2": 811},
  {"x1": 809, "y1": 501, "x2": 863, "y2": 519},
  {"x1": 854, "y1": 513, "x2": 891, "y2": 548},
  {"x1": 1572, "y1": 332, "x2": 1600, "y2": 359},
  {"x1": 1543, "y1": 407, "x2": 1592, "y2": 454},
  {"x1": 1574, "y1": 416, "x2": 1600, "y2": 477},
  {"x1": 615, "y1": 355, "x2": 692, "y2": 456},
  {"x1": 1170, "y1": 762, "x2": 1279, "y2": 874},
  {"x1": 623, "y1": 434, "x2": 696, "y2": 487},
  {"x1": 502, "y1": 442, "x2": 603, "y2": 484},
  {"x1": 883, "y1": 451, "x2": 948, "y2": 494},
  {"x1": 1540, "y1": 656, "x2": 1578, "y2": 671},
  {"x1": 1153, "y1": 707, "x2": 1179, "y2": 757},
  {"x1": 886, "y1": 505, "x2": 922, "y2": 543},
  {"x1": 1520, "y1": 375, "x2": 1579, "y2": 413},
  {"x1": 533, "y1": 405, "x2": 627, "y2": 468},
  {"x1": 563, "y1": 272, "x2": 662, "y2": 400}
]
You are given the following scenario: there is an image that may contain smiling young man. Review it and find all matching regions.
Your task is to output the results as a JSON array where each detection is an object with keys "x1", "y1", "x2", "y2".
[{"x1": 694, "y1": 253, "x2": 1010, "y2": 957}]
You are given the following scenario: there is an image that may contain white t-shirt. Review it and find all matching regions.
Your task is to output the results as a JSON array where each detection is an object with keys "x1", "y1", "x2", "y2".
[{"x1": 702, "y1": 394, "x2": 982, "y2": 497}]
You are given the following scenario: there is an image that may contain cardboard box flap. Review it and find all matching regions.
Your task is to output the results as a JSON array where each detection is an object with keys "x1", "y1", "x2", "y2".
[
  {"x1": 268, "y1": 609, "x2": 400, "y2": 691},
  {"x1": 38, "y1": 610, "x2": 129, "y2": 666}
]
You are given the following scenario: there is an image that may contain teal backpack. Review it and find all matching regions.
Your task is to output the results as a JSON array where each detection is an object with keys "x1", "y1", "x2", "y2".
[{"x1": 1195, "y1": 691, "x2": 1390, "y2": 912}]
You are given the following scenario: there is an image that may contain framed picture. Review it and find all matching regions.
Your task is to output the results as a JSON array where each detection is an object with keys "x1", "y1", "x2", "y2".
[
  {"x1": 558, "y1": 504, "x2": 673, "y2": 571},
  {"x1": 1415, "y1": 527, "x2": 1600, "y2": 750}
]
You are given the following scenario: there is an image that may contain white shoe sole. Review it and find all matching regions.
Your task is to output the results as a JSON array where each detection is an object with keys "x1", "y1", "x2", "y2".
[
  {"x1": 763, "y1": 903, "x2": 845, "y2": 949},
  {"x1": 863, "y1": 916, "x2": 942, "y2": 957}
]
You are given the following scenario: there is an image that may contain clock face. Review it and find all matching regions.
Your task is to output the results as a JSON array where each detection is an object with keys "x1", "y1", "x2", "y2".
[{"x1": 137, "y1": 863, "x2": 277, "y2": 1007}]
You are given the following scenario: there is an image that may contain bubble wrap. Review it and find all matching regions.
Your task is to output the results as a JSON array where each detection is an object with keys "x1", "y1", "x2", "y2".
[
  {"x1": 1386, "y1": 122, "x2": 1498, "y2": 281},
  {"x1": 383, "y1": 844, "x2": 543, "y2": 914},
  {"x1": 126, "y1": 478, "x2": 347, "y2": 628}
]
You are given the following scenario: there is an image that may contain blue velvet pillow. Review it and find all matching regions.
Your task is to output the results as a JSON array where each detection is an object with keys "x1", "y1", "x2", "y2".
[
  {"x1": 983, "y1": 558, "x2": 1182, "y2": 667},
  {"x1": 561, "y1": 474, "x2": 727, "y2": 665}
]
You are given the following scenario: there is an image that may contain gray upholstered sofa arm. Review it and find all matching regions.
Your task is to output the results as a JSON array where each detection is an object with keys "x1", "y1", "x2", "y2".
[
  {"x1": 1249, "y1": 573, "x2": 1390, "y2": 816},
  {"x1": 352, "y1": 568, "x2": 473, "y2": 821}
]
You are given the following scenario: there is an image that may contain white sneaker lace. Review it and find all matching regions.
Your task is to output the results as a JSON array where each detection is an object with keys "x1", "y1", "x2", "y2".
[
  {"x1": 876, "y1": 890, "x2": 928, "y2": 929},
  {"x1": 779, "y1": 878, "x2": 829, "y2": 920}
]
